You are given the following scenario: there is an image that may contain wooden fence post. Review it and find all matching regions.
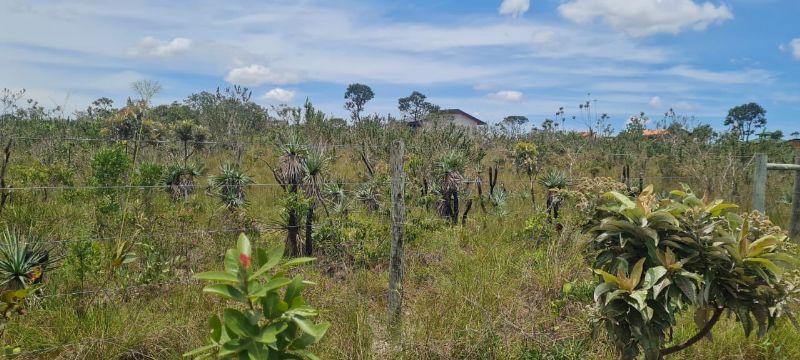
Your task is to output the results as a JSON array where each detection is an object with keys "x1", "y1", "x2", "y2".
[
  {"x1": 388, "y1": 140, "x2": 405, "y2": 339},
  {"x1": 790, "y1": 152, "x2": 800, "y2": 240},
  {"x1": 752, "y1": 153, "x2": 767, "y2": 213}
]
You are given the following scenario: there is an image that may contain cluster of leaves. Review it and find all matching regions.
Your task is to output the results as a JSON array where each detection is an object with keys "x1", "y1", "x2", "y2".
[
  {"x1": 558, "y1": 177, "x2": 628, "y2": 219},
  {"x1": 588, "y1": 185, "x2": 798, "y2": 359},
  {"x1": 208, "y1": 165, "x2": 253, "y2": 210},
  {"x1": 0, "y1": 288, "x2": 29, "y2": 357},
  {"x1": 511, "y1": 141, "x2": 538, "y2": 178},
  {"x1": 186, "y1": 233, "x2": 329, "y2": 359},
  {"x1": 0, "y1": 228, "x2": 55, "y2": 290}
]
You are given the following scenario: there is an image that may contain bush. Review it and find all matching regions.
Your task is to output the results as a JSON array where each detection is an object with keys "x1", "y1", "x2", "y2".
[
  {"x1": 185, "y1": 233, "x2": 329, "y2": 359},
  {"x1": 587, "y1": 185, "x2": 799, "y2": 359}
]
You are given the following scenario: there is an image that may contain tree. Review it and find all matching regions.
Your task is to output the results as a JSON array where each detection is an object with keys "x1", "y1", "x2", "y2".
[
  {"x1": 85, "y1": 97, "x2": 115, "y2": 120},
  {"x1": 501, "y1": 115, "x2": 529, "y2": 136},
  {"x1": 344, "y1": 83, "x2": 374, "y2": 121},
  {"x1": 398, "y1": 91, "x2": 439, "y2": 123},
  {"x1": 131, "y1": 80, "x2": 162, "y2": 107},
  {"x1": 724, "y1": 102, "x2": 766, "y2": 142},
  {"x1": 756, "y1": 130, "x2": 783, "y2": 141}
]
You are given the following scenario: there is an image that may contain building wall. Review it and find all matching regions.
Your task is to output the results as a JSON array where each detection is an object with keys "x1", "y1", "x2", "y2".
[{"x1": 422, "y1": 113, "x2": 479, "y2": 128}]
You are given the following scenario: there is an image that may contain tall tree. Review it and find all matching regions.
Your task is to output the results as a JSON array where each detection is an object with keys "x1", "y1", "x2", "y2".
[
  {"x1": 398, "y1": 91, "x2": 439, "y2": 123},
  {"x1": 724, "y1": 102, "x2": 767, "y2": 142},
  {"x1": 344, "y1": 83, "x2": 374, "y2": 121}
]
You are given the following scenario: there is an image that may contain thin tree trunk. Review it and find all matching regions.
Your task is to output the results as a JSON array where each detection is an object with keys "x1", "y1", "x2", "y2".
[
  {"x1": 0, "y1": 140, "x2": 11, "y2": 215},
  {"x1": 451, "y1": 192, "x2": 459, "y2": 225},
  {"x1": 286, "y1": 191, "x2": 300, "y2": 256},
  {"x1": 461, "y1": 199, "x2": 473, "y2": 225},
  {"x1": 305, "y1": 207, "x2": 314, "y2": 256}
]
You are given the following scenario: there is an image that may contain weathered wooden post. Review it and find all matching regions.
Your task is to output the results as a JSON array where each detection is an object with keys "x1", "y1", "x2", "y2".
[
  {"x1": 752, "y1": 153, "x2": 768, "y2": 213},
  {"x1": 790, "y1": 152, "x2": 800, "y2": 240},
  {"x1": 388, "y1": 140, "x2": 405, "y2": 339},
  {"x1": 752, "y1": 152, "x2": 800, "y2": 240}
]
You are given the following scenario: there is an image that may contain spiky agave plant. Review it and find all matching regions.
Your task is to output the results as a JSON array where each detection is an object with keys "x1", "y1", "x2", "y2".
[
  {"x1": 302, "y1": 148, "x2": 330, "y2": 255},
  {"x1": 434, "y1": 151, "x2": 465, "y2": 224},
  {"x1": 0, "y1": 228, "x2": 57, "y2": 290},
  {"x1": 163, "y1": 163, "x2": 202, "y2": 200},
  {"x1": 208, "y1": 164, "x2": 253, "y2": 210},
  {"x1": 540, "y1": 170, "x2": 571, "y2": 220},
  {"x1": 324, "y1": 180, "x2": 349, "y2": 214},
  {"x1": 268, "y1": 135, "x2": 309, "y2": 257}
]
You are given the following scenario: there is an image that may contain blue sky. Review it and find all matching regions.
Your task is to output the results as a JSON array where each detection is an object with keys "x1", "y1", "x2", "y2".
[{"x1": 1, "y1": 0, "x2": 798, "y2": 133}]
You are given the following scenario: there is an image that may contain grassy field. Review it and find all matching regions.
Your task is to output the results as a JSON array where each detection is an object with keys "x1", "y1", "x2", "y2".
[{"x1": 1, "y1": 134, "x2": 798, "y2": 360}]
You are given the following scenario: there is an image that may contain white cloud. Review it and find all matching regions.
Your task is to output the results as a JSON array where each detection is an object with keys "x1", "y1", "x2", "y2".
[
  {"x1": 648, "y1": 96, "x2": 663, "y2": 108},
  {"x1": 558, "y1": 0, "x2": 733, "y2": 37},
  {"x1": 779, "y1": 38, "x2": 800, "y2": 60},
  {"x1": 131, "y1": 36, "x2": 191, "y2": 58},
  {"x1": 666, "y1": 65, "x2": 772, "y2": 84},
  {"x1": 261, "y1": 88, "x2": 296, "y2": 103},
  {"x1": 499, "y1": 0, "x2": 530, "y2": 18},
  {"x1": 225, "y1": 64, "x2": 299, "y2": 86},
  {"x1": 487, "y1": 90, "x2": 523, "y2": 102}
]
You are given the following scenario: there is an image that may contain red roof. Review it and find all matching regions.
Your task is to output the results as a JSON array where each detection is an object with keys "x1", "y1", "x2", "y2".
[{"x1": 642, "y1": 129, "x2": 669, "y2": 137}]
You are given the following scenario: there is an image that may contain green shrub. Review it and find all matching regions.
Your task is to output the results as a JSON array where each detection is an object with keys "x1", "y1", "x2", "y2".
[
  {"x1": 185, "y1": 233, "x2": 329, "y2": 359},
  {"x1": 587, "y1": 185, "x2": 799, "y2": 359}
]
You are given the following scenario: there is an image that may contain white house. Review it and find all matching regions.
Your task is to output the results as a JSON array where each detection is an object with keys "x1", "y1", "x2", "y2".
[{"x1": 409, "y1": 109, "x2": 487, "y2": 129}]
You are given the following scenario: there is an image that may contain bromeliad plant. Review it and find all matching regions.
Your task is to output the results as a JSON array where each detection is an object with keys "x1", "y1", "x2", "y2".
[
  {"x1": 0, "y1": 228, "x2": 56, "y2": 291},
  {"x1": 208, "y1": 165, "x2": 253, "y2": 210},
  {"x1": 588, "y1": 185, "x2": 799, "y2": 360},
  {"x1": 185, "y1": 233, "x2": 329, "y2": 359}
]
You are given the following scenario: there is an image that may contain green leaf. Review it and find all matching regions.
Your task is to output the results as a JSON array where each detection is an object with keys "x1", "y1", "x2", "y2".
[
  {"x1": 593, "y1": 269, "x2": 619, "y2": 286},
  {"x1": 256, "y1": 322, "x2": 288, "y2": 343},
  {"x1": 707, "y1": 203, "x2": 738, "y2": 216},
  {"x1": 284, "y1": 276, "x2": 306, "y2": 303},
  {"x1": 203, "y1": 284, "x2": 246, "y2": 302},
  {"x1": 744, "y1": 258, "x2": 782, "y2": 276},
  {"x1": 251, "y1": 277, "x2": 292, "y2": 298},
  {"x1": 223, "y1": 308, "x2": 258, "y2": 337},
  {"x1": 747, "y1": 235, "x2": 780, "y2": 257},
  {"x1": 249, "y1": 246, "x2": 285, "y2": 281},
  {"x1": 652, "y1": 277, "x2": 671, "y2": 298},
  {"x1": 183, "y1": 343, "x2": 217, "y2": 357},
  {"x1": 604, "y1": 191, "x2": 636, "y2": 209},
  {"x1": 640, "y1": 266, "x2": 667, "y2": 290},
  {"x1": 293, "y1": 317, "x2": 325, "y2": 338},
  {"x1": 195, "y1": 271, "x2": 239, "y2": 283},
  {"x1": 209, "y1": 315, "x2": 222, "y2": 343},
  {"x1": 224, "y1": 249, "x2": 239, "y2": 273},
  {"x1": 279, "y1": 257, "x2": 316, "y2": 270}
]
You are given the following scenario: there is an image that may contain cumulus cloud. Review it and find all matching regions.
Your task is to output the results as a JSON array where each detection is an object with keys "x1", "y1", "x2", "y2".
[
  {"x1": 558, "y1": 0, "x2": 733, "y2": 37},
  {"x1": 487, "y1": 90, "x2": 523, "y2": 102},
  {"x1": 131, "y1": 36, "x2": 191, "y2": 57},
  {"x1": 648, "y1": 96, "x2": 663, "y2": 108},
  {"x1": 499, "y1": 0, "x2": 530, "y2": 18},
  {"x1": 225, "y1": 64, "x2": 299, "y2": 86},
  {"x1": 261, "y1": 88, "x2": 296, "y2": 103}
]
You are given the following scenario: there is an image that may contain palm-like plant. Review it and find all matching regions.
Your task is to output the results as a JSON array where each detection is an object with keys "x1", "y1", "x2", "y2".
[
  {"x1": 434, "y1": 152, "x2": 465, "y2": 224},
  {"x1": 163, "y1": 163, "x2": 202, "y2": 200},
  {"x1": 268, "y1": 135, "x2": 309, "y2": 257},
  {"x1": 302, "y1": 148, "x2": 330, "y2": 255},
  {"x1": 540, "y1": 170, "x2": 570, "y2": 220},
  {"x1": 275, "y1": 141, "x2": 308, "y2": 192},
  {"x1": 208, "y1": 164, "x2": 253, "y2": 210},
  {"x1": 0, "y1": 228, "x2": 56, "y2": 290},
  {"x1": 324, "y1": 181, "x2": 349, "y2": 214}
]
